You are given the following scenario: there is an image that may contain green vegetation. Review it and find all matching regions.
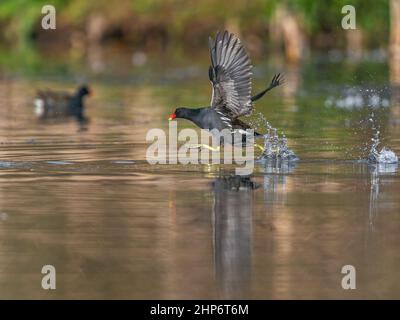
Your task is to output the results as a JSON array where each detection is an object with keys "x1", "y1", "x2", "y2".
[{"x1": 0, "y1": 0, "x2": 392, "y2": 49}]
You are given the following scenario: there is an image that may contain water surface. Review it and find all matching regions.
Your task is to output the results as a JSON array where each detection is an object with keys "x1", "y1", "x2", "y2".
[{"x1": 0, "y1": 50, "x2": 399, "y2": 299}]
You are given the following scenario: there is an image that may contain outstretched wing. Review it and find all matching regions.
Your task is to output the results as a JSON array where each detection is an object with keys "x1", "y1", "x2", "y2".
[{"x1": 208, "y1": 31, "x2": 253, "y2": 118}]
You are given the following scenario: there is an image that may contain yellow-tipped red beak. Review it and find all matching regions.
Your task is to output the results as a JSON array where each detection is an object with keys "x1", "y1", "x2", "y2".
[{"x1": 168, "y1": 113, "x2": 176, "y2": 121}]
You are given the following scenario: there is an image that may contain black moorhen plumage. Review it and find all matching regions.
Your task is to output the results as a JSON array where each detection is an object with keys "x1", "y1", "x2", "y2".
[
  {"x1": 34, "y1": 85, "x2": 91, "y2": 124},
  {"x1": 168, "y1": 31, "x2": 282, "y2": 149}
]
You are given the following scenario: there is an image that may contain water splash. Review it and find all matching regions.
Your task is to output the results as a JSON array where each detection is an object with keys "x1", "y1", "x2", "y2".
[
  {"x1": 367, "y1": 117, "x2": 398, "y2": 164},
  {"x1": 261, "y1": 129, "x2": 297, "y2": 160},
  {"x1": 368, "y1": 143, "x2": 398, "y2": 164},
  {"x1": 252, "y1": 112, "x2": 298, "y2": 161}
]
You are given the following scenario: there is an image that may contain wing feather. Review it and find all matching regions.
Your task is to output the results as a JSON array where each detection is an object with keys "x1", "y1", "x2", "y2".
[{"x1": 209, "y1": 31, "x2": 253, "y2": 118}]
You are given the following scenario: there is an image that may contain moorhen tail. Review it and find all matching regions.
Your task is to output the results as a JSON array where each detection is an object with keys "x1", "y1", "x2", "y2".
[
  {"x1": 34, "y1": 85, "x2": 91, "y2": 124},
  {"x1": 168, "y1": 31, "x2": 283, "y2": 149},
  {"x1": 251, "y1": 73, "x2": 283, "y2": 102}
]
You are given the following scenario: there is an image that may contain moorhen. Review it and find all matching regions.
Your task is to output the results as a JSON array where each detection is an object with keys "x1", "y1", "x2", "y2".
[
  {"x1": 34, "y1": 85, "x2": 91, "y2": 124},
  {"x1": 168, "y1": 31, "x2": 283, "y2": 150}
]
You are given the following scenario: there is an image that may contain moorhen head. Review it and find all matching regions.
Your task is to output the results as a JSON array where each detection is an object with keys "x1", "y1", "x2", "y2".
[
  {"x1": 34, "y1": 84, "x2": 92, "y2": 124},
  {"x1": 76, "y1": 85, "x2": 91, "y2": 97},
  {"x1": 168, "y1": 31, "x2": 283, "y2": 147}
]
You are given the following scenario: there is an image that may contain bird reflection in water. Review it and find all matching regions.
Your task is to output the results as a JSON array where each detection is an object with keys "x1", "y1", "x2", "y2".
[
  {"x1": 211, "y1": 174, "x2": 259, "y2": 299},
  {"x1": 261, "y1": 160, "x2": 298, "y2": 208},
  {"x1": 211, "y1": 160, "x2": 297, "y2": 298},
  {"x1": 368, "y1": 163, "x2": 398, "y2": 230}
]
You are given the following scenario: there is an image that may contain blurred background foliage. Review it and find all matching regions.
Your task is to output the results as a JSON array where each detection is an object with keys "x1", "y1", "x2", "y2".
[
  {"x1": 0, "y1": 0, "x2": 392, "y2": 51},
  {"x1": 0, "y1": 0, "x2": 399, "y2": 84}
]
